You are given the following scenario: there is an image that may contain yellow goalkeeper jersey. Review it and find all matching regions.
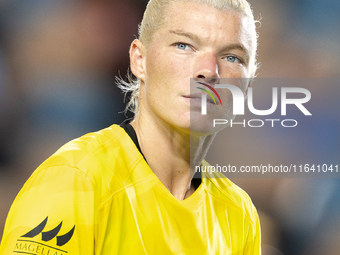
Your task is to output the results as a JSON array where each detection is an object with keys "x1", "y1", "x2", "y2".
[{"x1": 0, "y1": 124, "x2": 261, "y2": 255}]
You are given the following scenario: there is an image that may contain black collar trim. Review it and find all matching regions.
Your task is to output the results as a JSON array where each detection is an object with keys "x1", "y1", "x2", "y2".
[{"x1": 120, "y1": 119, "x2": 146, "y2": 161}]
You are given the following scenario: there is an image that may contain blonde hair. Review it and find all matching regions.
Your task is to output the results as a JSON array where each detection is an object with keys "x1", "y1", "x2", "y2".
[{"x1": 118, "y1": 0, "x2": 259, "y2": 114}]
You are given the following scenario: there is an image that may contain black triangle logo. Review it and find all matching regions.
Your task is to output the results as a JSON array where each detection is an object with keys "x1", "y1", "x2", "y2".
[{"x1": 21, "y1": 216, "x2": 75, "y2": 246}]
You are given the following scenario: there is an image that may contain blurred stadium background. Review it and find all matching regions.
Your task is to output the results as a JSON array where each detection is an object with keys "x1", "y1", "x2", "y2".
[{"x1": 0, "y1": 0, "x2": 339, "y2": 254}]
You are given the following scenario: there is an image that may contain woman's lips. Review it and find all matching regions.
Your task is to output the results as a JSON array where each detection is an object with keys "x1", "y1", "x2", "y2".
[{"x1": 183, "y1": 94, "x2": 217, "y2": 108}]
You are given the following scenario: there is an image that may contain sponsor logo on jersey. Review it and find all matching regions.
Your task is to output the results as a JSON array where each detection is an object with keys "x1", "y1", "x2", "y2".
[{"x1": 13, "y1": 216, "x2": 75, "y2": 255}]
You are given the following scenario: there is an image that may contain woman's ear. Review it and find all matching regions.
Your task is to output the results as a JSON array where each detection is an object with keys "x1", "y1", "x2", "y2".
[{"x1": 130, "y1": 39, "x2": 146, "y2": 82}]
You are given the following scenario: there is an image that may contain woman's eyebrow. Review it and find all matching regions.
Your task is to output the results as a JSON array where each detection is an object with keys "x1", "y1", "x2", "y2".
[{"x1": 169, "y1": 29, "x2": 201, "y2": 42}]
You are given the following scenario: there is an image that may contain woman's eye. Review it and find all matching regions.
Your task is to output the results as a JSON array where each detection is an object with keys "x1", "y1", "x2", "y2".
[
  {"x1": 176, "y1": 43, "x2": 189, "y2": 50},
  {"x1": 226, "y1": 56, "x2": 241, "y2": 63}
]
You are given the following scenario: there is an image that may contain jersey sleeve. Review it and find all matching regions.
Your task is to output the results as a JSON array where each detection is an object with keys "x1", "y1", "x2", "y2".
[
  {"x1": 244, "y1": 207, "x2": 262, "y2": 255},
  {"x1": 0, "y1": 164, "x2": 97, "y2": 255}
]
